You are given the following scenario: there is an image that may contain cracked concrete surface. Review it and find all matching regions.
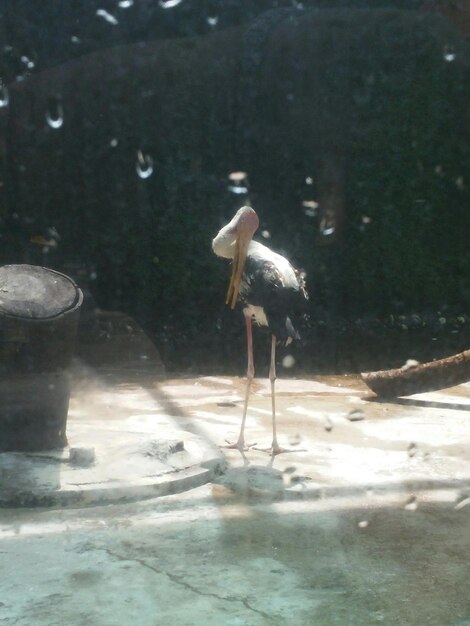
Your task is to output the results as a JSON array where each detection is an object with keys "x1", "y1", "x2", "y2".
[
  {"x1": 1, "y1": 486, "x2": 470, "y2": 625},
  {"x1": 1, "y1": 373, "x2": 470, "y2": 625}
]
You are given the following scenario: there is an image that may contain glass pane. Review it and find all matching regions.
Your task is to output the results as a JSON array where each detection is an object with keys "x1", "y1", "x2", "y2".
[{"x1": 1, "y1": 2, "x2": 469, "y2": 624}]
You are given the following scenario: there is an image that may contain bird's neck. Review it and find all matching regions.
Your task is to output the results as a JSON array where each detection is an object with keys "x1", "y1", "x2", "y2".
[
  {"x1": 212, "y1": 221, "x2": 237, "y2": 259},
  {"x1": 212, "y1": 233, "x2": 266, "y2": 260}
]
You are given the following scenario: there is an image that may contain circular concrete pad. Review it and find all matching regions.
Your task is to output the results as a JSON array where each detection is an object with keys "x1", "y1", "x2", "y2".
[{"x1": 0, "y1": 419, "x2": 225, "y2": 508}]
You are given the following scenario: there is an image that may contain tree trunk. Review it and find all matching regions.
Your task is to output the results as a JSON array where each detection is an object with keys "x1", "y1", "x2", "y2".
[{"x1": 361, "y1": 349, "x2": 470, "y2": 398}]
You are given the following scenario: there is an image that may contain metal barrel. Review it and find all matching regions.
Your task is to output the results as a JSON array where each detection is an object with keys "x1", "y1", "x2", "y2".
[{"x1": 0, "y1": 264, "x2": 83, "y2": 451}]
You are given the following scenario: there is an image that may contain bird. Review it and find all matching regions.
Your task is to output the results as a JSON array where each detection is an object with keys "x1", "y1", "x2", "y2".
[{"x1": 212, "y1": 205, "x2": 308, "y2": 455}]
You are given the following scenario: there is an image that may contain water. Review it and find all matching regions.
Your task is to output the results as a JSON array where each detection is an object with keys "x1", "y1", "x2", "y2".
[
  {"x1": 443, "y1": 45, "x2": 456, "y2": 62},
  {"x1": 0, "y1": 83, "x2": 9, "y2": 108},
  {"x1": 96, "y1": 9, "x2": 119, "y2": 25},
  {"x1": 302, "y1": 200, "x2": 319, "y2": 217},
  {"x1": 45, "y1": 98, "x2": 64, "y2": 129},
  {"x1": 20, "y1": 55, "x2": 35, "y2": 70},
  {"x1": 159, "y1": 0, "x2": 184, "y2": 9},
  {"x1": 228, "y1": 171, "x2": 249, "y2": 195},
  {"x1": 136, "y1": 150, "x2": 154, "y2": 179},
  {"x1": 228, "y1": 184, "x2": 249, "y2": 194},
  {"x1": 321, "y1": 225, "x2": 335, "y2": 236}
]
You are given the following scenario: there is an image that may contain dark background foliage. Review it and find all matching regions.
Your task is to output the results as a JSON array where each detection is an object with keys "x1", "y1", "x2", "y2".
[{"x1": 0, "y1": 1, "x2": 468, "y2": 373}]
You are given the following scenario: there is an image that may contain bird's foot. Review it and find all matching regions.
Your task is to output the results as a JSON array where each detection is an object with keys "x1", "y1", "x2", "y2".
[
  {"x1": 253, "y1": 442, "x2": 304, "y2": 456},
  {"x1": 223, "y1": 439, "x2": 256, "y2": 452}
]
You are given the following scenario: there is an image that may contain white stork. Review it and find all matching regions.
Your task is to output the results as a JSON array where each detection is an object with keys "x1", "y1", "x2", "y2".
[{"x1": 212, "y1": 205, "x2": 308, "y2": 455}]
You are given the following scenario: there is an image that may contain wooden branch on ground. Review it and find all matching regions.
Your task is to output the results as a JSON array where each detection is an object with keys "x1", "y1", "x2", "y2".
[{"x1": 361, "y1": 349, "x2": 470, "y2": 398}]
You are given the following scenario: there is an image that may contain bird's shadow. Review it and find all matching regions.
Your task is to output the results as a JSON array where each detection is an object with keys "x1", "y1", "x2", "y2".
[
  {"x1": 214, "y1": 460, "x2": 286, "y2": 498},
  {"x1": 214, "y1": 448, "x2": 312, "y2": 499}
]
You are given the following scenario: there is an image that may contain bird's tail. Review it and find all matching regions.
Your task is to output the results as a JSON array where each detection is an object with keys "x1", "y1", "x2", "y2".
[{"x1": 285, "y1": 316, "x2": 300, "y2": 345}]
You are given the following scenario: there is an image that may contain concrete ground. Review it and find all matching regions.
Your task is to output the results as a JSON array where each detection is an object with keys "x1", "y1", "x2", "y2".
[{"x1": 1, "y1": 370, "x2": 470, "y2": 625}]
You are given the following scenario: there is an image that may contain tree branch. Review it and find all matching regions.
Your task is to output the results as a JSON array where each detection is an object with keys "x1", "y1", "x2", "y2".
[{"x1": 361, "y1": 349, "x2": 470, "y2": 398}]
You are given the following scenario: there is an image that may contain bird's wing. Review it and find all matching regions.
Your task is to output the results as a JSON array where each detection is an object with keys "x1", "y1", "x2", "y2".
[
  {"x1": 259, "y1": 259, "x2": 286, "y2": 289},
  {"x1": 241, "y1": 256, "x2": 307, "y2": 341},
  {"x1": 241, "y1": 257, "x2": 283, "y2": 299}
]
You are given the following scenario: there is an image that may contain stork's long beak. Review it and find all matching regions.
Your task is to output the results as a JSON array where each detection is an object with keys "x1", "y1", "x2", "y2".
[{"x1": 225, "y1": 231, "x2": 251, "y2": 310}]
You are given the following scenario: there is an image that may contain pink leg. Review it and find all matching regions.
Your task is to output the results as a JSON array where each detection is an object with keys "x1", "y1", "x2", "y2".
[
  {"x1": 225, "y1": 313, "x2": 255, "y2": 451},
  {"x1": 269, "y1": 334, "x2": 282, "y2": 454},
  {"x1": 255, "y1": 335, "x2": 300, "y2": 455}
]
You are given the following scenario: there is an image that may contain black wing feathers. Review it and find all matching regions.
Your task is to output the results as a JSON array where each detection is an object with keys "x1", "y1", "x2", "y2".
[{"x1": 242, "y1": 256, "x2": 306, "y2": 342}]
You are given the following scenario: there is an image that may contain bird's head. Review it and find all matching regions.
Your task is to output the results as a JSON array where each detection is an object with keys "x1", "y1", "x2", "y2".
[{"x1": 225, "y1": 206, "x2": 259, "y2": 309}]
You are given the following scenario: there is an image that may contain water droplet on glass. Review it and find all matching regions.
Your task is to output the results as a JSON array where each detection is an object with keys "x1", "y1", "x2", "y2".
[
  {"x1": 404, "y1": 495, "x2": 418, "y2": 511},
  {"x1": 454, "y1": 495, "x2": 470, "y2": 511},
  {"x1": 455, "y1": 176, "x2": 464, "y2": 190},
  {"x1": 136, "y1": 150, "x2": 154, "y2": 179},
  {"x1": 118, "y1": 0, "x2": 134, "y2": 7},
  {"x1": 302, "y1": 200, "x2": 319, "y2": 217},
  {"x1": 228, "y1": 171, "x2": 247, "y2": 182},
  {"x1": 321, "y1": 224, "x2": 335, "y2": 237},
  {"x1": 0, "y1": 82, "x2": 9, "y2": 108},
  {"x1": 110, "y1": 138, "x2": 118, "y2": 148},
  {"x1": 261, "y1": 230, "x2": 271, "y2": 239},
  {"x1": 48, "y1": 226, "x2": 60, "y2": 241},
  {"x1": 96, "y1": 9, "x2": 119, "y2": 25},
  {"x1": 443, "y1": 45, "x2": 456, "y2": 62},
  {"x1": 20, "y1": 55, "x2": 35, "y2": 70},
  {"x1": 302, "y1": 200, "x2": 318, "y2": 208},
  {"x1": 207, "y1": 16, "x2": 219, "y2": 27},
  {"x1": 159, "y1": 0, "x2": 183, "y2": 8},
  {"x1": 282, "y1": 355, "x2": 296, "y2": 368},
  {"x1": 46, "y1": 97, "x2": 64, "y2": 129},
  {"x1": 228, "y1": 171, "x2": 248, "y2": 195}
]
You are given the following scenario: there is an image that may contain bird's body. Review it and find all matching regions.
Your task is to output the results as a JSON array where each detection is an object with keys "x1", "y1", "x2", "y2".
[
  {"x1": 237, "y1": 240, "x2": 306, "y2": 344},
  {"x1": 212, "y1": 206, "x2": 308, "y2": 454}
]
